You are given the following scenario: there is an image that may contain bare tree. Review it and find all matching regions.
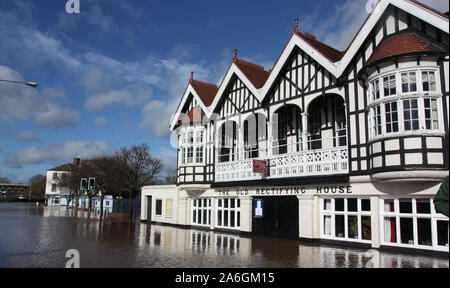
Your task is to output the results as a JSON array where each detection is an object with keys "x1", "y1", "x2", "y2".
[
  {"x1": 85, "y1": 155, "x2": 122, "y2": 219},
  {"x1": 29, "y1": 174, "x2": 46, "y2": 201},
  {"x1": 116, "y1": 144, "x2": 163, "y2": 218},
  {"x1": 55, "y1": 143, "x2": 163, "y2": 219},
  {"x1": 55, "y1": 166, "x2": 83, "y2": 210}
]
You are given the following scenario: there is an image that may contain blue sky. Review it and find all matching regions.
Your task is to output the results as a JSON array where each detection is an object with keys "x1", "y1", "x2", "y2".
[{"x1": 0, "y1": 0, "x2": 447, "y2": 183}]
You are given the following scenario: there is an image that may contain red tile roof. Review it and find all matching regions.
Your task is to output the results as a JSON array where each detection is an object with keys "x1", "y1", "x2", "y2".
[
  {"x1": 365, "y1": 31, "x2": 446, "y2": 66},
  {"x1": 234, "y1": 59, "x2": 271, "y2": 89},
  {"x1": 48, "y1": 163, "x2": 73, "y2": 172},
  {"x1": 295, "y1": 31, "x2": 345, "y2": 63},
  {"x1": 190, "y1": 79, "x2": 218, "y2": 107}
]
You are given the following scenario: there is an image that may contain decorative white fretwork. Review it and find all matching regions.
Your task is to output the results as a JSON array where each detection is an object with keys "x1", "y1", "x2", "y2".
[{"x1": 215, "y1": 147, "x2": 348, "y2": 182}]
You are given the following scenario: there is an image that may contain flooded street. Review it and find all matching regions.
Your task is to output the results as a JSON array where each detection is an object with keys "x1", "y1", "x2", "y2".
[{"x1": 0, "y1": 203, "x2": 447, "y2": 268}]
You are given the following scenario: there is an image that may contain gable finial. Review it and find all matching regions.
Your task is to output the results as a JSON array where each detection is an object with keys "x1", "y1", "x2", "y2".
[
  {"x1": 294, "y1": 18, "x2": 299, "y2": 33},
  {"x1": 233, "y1": 48, "x2": 238, "y2": 63}
]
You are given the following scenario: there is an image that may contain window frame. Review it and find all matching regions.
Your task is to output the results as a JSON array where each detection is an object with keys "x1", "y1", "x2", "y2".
[
  {"x1": 155, "y1": 199, "x2": 163, "y2": 216},
  {"x1": 179, "y1": 126, "x2": 206, "y2": 166},
  {"x1": 379, "y1": 197, "x2": 449, "y2": 252},
  {"x1": 215, "y1": 198, "x2": 241, "y2": 230},
  {"x1": 367, "y1": 67, "x2": 443, "y2": 142},
  {"x1": 400, "y1": 71, "x2": 418, "y2": 94},
  {"x1": 191, "y1": 198, "x2": 212, "y2": 227},
  {"x1": 320, "y1": 197, "x2": 372, "y2": 244}
]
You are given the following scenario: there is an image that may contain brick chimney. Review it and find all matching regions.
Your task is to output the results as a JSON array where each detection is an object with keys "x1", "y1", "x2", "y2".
[{"x1": 73, "y1": 158, "x2": 81, "y2": 167}]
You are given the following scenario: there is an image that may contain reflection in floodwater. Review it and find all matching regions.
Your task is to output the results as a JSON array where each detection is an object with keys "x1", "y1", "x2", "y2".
[{"x1": 0, "y1": 203, "x2": 448, "y2": 268}]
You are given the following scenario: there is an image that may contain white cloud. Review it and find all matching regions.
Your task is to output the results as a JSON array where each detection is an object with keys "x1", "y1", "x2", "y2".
[
  {"x1": 156, "y1": 147, "x2": 178, "y2": 175},
  {"x1": 16, "y1": 131, "x2": 40, "y2": 142},
  {"x1": 300, "y1": 0, "x2": 368, "y2": 51},
  {"x1": 42, "y1": 88, "x2": 67, "y2": 101},
  {"x1": 57, "y1": 3, "x2": 122, "y2": 33},
  {"x1": 94, "y1": 116, "x2": 109, "y2": 129},
  {"x1": 87, "y1": 5, "x2": 119, "y2": 32},
  {"x1": 85, "y1": 85, "x2": 152, "y2": 111},
  {"x1": 0, "y1": 65, "x2": 44, "y2": 122},
  {"x1": 3, "y1": 141, "x2": 113, "y2": 169},
  {"x1": 140, "y1": 100, "x2": 177, "y2": 138},
  {"x1": 22, "y1": 30, "x2": 81, "y2": 69},
  {"x1": 0, "y1": 65, "x2": 80, "y2": 129},
  {"x1": 0, "y1": 3, "x2": 81, "y2": 70},
  {"x1": 80, "y1": 65, "x2": 113, "y2": 92},
  {"x1": 34, "y1": 103, "x2": 80, "y2": 129},
  {"x1": 300, "y1": 0, "x2": 449, "y2": 52}
]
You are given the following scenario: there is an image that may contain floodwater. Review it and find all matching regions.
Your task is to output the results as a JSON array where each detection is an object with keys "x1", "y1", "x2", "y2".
[{"x1": 0, "y1": 203, "x2": 447, "y2": 268}]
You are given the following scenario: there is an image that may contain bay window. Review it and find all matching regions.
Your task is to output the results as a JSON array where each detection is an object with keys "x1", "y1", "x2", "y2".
[
  {"x1": 367, "y1": 68, "x2": 443, "y2": 140},
  {"x1": 180, "y1": 127, "x2": 205, "y2": 165}
]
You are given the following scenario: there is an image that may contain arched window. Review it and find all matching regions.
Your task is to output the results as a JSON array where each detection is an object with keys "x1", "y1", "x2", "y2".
[
  {"x1": 218, "y1": 121, "x2": 238, "y2": 163},
  {"x1": 273, "y1": 105, "x2": 302, "y2": 155},
  {"x1": 244, "y1": 113, "x2": 267, "y2": 159}
]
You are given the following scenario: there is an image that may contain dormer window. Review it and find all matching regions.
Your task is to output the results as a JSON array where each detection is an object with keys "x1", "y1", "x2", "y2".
[{"x1": 180, "y1": 127, "x2": 205, "y2": 166}]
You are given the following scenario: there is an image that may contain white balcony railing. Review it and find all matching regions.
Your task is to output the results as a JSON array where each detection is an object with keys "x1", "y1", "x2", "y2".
[
  {"x1": 269, "y1": 147, "x2": 348, "y2": 179},
  {"x1": 216, "y1": 159, "x2": 265, "y2": 182},
  {"x1": 215, "y1": 136, "x2": 348, "y2": 182}
]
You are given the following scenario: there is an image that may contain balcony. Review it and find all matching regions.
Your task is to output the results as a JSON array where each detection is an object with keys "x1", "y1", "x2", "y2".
[
  {"x1": 215, "y1": 136, "x2": 349, "y2": 182},
  {"x1": 269, "y1": 147, "x2": 348, "y2": 178}
]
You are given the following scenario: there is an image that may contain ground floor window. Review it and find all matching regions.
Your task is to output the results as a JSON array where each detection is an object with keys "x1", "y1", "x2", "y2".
[
  {"x1": 51, "y1": 197, "x2": 60, "y2": 205},
  {"x1": 381, "y1": 198, "x2": 448, "y2": 251},
  {"x1": 166, "y1": 199, "x2": 174, "y2": 217},
  {"x1": 216, "y1": 198, "x2": 240, "y2": 230},
  {"x1": 320, "y1": 198, "x2": 372, "y2": 243},
  {"x1": 155, "y1": 199, "x2": 162, "y2": 216},
  {"x1": 192, "y1": 198, "x2": 211, "y2": 226}
]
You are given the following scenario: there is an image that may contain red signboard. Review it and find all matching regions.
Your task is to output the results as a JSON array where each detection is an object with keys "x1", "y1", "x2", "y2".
[{"x1": 253, "y1": 160, "x2": 268, "y2": 174}]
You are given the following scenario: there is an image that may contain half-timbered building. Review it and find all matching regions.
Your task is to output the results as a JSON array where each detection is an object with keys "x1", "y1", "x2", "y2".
[{"x1": 142, "y1": 0, "x2": 449, "y2": 255}]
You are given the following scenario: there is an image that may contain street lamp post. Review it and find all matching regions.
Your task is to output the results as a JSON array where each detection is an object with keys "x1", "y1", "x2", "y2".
[
  {"x1": 0, "y1": 79, "x2": 38, "y2": 88},
  {"x1": 0, "y1": 78, "x2": 38, "y2": 153}
]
